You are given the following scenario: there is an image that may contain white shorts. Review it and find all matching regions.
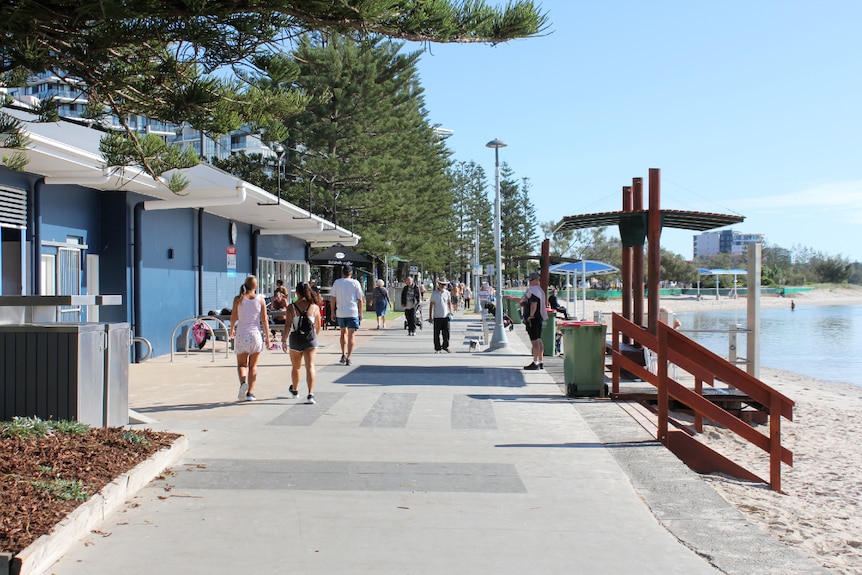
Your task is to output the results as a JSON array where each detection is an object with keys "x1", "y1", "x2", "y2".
[{"x1": 235, "y1": 331, "x2": 264, "y2": 355}]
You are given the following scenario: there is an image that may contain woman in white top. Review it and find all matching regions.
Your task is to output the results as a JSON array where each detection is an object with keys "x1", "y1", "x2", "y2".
[{"x1": 229, "y1": 275, "x2": 270, "y2": 401}]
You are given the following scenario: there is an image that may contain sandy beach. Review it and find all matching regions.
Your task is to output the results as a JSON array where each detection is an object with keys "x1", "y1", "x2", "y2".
[{"x1": 564, "y1": 286, "x2": 862, "y2": 574}]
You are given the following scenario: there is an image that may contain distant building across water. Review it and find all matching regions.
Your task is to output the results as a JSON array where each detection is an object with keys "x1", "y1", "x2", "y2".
[{"x1": 693, "y1": 229, "x2": 765, "y2": 259}]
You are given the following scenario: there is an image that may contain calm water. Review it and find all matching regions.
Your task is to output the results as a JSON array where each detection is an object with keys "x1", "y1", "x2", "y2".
[{"x1": 675, "y1": 304, "x2": 862, "y2": 387}]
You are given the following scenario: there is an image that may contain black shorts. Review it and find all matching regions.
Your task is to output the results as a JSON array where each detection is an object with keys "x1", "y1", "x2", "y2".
[
  {"x1": 288, "y1": 331, "x2": 318, "y2": 352},
  {"x1": 526, "y1": 318, "x2": 543, "y2": 341}
]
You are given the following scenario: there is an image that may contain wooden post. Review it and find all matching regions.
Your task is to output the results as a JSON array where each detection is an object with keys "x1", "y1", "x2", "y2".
[
  {"x1": 622, "y1": 186, "x2": 633, "y2": 343},
  {"x1": 770, "y1": 394, "x2": 782, "y2": 492},
  {"x1": 657, "y1": 323, "x2": 669, "y2": 442},
  {"x1": 633, "y1": 178, "x2": 645, "y2": 328},
  {"x1": 647, "y1": 169, "x2": 661, "y2": 335}
]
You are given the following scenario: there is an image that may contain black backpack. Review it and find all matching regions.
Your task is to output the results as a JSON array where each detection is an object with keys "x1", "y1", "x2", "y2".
[{"x1": 293, "y1": 303, "x2": 315, "y2": 341}]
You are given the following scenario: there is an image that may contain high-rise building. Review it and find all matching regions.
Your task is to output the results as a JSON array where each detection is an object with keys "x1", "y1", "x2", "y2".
[
  {"x1": 693, "y1": 229, "x2": 764, "y2": 259},
  {"x1": 6, "y1": 72, "x2": 271, "y2": 159}
]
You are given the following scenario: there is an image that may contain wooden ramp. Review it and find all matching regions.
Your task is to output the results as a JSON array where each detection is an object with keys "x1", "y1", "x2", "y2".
[{"x1": 616, "y1": 398, "x2": 766, "y2": 484}]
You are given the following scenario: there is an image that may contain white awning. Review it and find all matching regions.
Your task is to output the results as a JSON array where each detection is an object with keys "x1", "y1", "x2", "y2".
[{"x1": 3, "y1": 108, "x2": 358, "y2": 246}]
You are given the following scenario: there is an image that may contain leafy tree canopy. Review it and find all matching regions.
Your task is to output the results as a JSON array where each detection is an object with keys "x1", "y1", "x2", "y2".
[{"x1": 1, "y1": 1, "x2": 548, "y2": 188}]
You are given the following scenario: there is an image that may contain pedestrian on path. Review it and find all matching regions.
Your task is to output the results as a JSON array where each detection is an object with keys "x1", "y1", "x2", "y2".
[
  {"x1": 401, "y1": 276, "x2": 423, "y2": 335},
  {"x1": 282, "y1": 282, "x2": 322, "y2": 404},
  {"x1": 373, "y1": 278, "x2": 391, "y2": 329},
  {"x1": 428, "y1": 278, "x2": 453, "y2": 353},
  {"x1": 229, "y1": 275, "x2": 270, "y2": 401},
  {"x1": 520, "y1": 271, "x2": 548, "y2": 370},
  {"x1": 330, "y1": 264, "x2": 365, "y2": 366}
]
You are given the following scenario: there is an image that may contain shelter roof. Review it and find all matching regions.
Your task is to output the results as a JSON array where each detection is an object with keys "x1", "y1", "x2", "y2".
[
  {"x1": 555, "y1": 210, "x2": 744, "y2": 232},
  {"x1": 549, "y1": 260, "x2": 619, "y2": 275}
]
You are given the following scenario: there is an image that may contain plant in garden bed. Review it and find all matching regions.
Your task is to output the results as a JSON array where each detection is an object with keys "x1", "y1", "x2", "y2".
[{"x1": 0, "y1": 417, "x2": 180, "y2": 556}]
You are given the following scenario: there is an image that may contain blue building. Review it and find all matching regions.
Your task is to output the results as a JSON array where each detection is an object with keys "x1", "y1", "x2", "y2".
[{"x1": 0, "y1": 108, "x2": 358, "y2": 359}]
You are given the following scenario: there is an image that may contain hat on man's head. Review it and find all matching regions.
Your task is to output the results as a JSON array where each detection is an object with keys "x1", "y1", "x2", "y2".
[
  {"x1": 341, "y1": 264, "x2": 353, "y2": 277},
  {"x1": 528, "y1": 272, "x2": 540, "y2": 281},
  {"x1": 436, "y1": 278, "x2": 447, "y2": 285}
]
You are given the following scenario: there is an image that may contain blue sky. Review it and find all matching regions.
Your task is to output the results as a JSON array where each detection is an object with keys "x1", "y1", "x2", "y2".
[{"x1": 410, "y1": 1, "x2": 862, "y2": 262}]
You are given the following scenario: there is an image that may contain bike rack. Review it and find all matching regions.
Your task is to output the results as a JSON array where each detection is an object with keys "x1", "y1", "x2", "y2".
[
  {"x1": 132, "y1": 336, "x2": 153, "y2": 362},
  {"x1": 170, "y1": 316, "x2": 231, "y2": 362}
]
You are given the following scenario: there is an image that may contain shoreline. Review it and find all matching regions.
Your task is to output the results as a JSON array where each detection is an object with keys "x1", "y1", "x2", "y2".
[
  {"x1": 558, "y1": 284, "x2": 862, "y2": 318},
  {"x1": 563, "y1": 285, "x2": 862, "y2": 574}
]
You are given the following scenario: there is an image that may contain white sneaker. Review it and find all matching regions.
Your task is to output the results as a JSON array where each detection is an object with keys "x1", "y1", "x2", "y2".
[
  {"x1": 246, "y1": 393, "x2": 256, "y2": 401},
  {"x1": 238, "y1": 382, "x2": 249, "y2": 400},
  {"x1": 306, "y1": 395, "x2": 316, "y2": 405}
]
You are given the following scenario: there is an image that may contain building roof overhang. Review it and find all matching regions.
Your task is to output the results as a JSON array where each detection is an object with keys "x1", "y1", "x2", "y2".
[{"x1": 2, "y1": 108, "x2": 358, "y2": 247}]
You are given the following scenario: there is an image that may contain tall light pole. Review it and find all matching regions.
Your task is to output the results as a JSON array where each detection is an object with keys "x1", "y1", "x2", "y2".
[
  {"x1": 486, "y1": 138, "x2": 509, "y2": 349},
  {"x1": 473, "y1": 224, "x2": 482, "y2": 313}
]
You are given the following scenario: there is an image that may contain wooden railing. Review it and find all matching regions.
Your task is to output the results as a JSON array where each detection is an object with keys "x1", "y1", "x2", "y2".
[{"x1": 610, "y1": 313, "x2": 794, "y2": 492}]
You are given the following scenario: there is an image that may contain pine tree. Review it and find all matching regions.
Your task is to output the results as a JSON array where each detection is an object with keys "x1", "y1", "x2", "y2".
[
  {"x1": 281, "y1": 34, "x2": 454, "y2": 271},
  {"x1": 1, "y1": 1, "x2": 548, "y2": 187}
]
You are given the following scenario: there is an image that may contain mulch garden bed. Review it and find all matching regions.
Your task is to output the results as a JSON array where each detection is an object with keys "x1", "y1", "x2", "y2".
[{"x1": 1, "y1": 425, "x2": 180, "y2": 556}]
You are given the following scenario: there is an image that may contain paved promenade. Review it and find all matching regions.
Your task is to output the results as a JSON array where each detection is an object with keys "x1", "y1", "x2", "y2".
[{"x1": 46, "y1": 311, "x2": 825, "y2": 575}]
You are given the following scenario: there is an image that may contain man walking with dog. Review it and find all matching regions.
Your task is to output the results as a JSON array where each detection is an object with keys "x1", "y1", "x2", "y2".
[{"x1": 428, "y1": 278, "x2": 454, "y2": 353}]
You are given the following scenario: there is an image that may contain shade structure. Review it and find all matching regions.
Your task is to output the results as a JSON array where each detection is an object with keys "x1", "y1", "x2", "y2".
[
  {"x1": 697, "y1": 268, "x2": 747, "y2": 299},
  {"x1": 309, "y1": 244, "x2": 372, "y2": 268},
  {"x1": 549, "y1": 261, "x2": 620, "y2": 275},
  {"x1": 549, "y1": 260, "x2": 619, "y2": 320}
]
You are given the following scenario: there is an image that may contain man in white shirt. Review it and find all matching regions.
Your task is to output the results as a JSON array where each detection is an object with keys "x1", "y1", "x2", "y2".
[
  {"x1": 427, "y1": 278, "x2": 453, "y2": 353},
  {"x1": 520, "y1": 271, "x2": 548, "y2": 369},
  {"x1": 330, "y1": 264, "x2": 365, "y2": 366}
]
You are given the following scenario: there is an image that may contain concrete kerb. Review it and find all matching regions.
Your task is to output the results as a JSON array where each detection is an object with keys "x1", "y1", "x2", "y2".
[{"x1": 10, "y1": 436, "x2": 188, "y2": 575}]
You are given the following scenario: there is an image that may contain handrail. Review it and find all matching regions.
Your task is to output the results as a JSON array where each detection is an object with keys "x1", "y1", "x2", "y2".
[
  {"x1": 170, "y1": 316, "x2": 231, "y2": 362},
  {"x1": 610, "y1": 312, "x2": 793, "y2": 492}
]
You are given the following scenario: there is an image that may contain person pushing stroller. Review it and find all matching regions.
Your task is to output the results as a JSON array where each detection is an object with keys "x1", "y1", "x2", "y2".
[{"x1": 401, "y1": 276, "x2": 423, "y2": 335}]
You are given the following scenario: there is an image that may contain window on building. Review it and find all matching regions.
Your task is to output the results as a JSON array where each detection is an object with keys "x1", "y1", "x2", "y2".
[{"x1": 258, "y1": 258, "x2": 309, "y2": 299}]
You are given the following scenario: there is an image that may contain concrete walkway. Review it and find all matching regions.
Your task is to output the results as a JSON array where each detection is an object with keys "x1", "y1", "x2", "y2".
[{"x1": 46, "y1": 311, "x2": 825, "y2": 575}]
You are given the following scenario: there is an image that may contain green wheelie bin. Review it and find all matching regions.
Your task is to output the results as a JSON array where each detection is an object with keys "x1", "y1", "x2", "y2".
[{"x1": 558, "y1": 321, "x2": 607, "y2": 397}]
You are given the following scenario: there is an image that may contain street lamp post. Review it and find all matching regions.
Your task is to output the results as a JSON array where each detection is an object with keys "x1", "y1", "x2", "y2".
[
  {"x1": 473, "y1": 224, "x2": 482, "y2": 313},
  {"x1": 486, "y1": 138, "x2": 508, "y2": 349}
]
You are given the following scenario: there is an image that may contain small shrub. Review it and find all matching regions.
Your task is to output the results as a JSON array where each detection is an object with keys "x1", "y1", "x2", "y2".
[
  {"x1": 122, "y1": 430, "x2": 151, "y2": 446},
  {"x1": 0, "y1": 417, "x2": 90, "y2": 438},
  {"x1": 32, "y1": 478, "x2": 90, "y2": 502}
]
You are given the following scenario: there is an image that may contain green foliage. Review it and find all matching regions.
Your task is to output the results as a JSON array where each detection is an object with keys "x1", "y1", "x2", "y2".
[
  {"x1": 34, "y1": 97, "x2": 60, "y2": 122},
  {"x1": 32, "y1": 477, "x2": 90, "y2": 502},
  {"x1": 0, "y1": 417, "x2": 90, "y2": 439},
  {"x1": 813, "y1": 255, "x2": 852, "y2": 284},
  {"x1": 100, "y1": 133, "x2": 199, "y2": 192},
  {"x1": 0, "y1": 111, "x2": 31, "y2": 171},
  {"x1": 280, "y1": 34, "x2": 455, "y2": 271},
  {"x1": 122, "y1": 430, "x2": 152, "y2": 446},
  {"x1": 0, "y1": 0, "x2": 547, "y2": 187},
  {"x1": 449, "y1": 160, "x2": 493, "y2": 280},
  {"x1": 50, "y1": 420, "x2": 90, "y2": 435},
  {"x1": 660, "y1": 249, "x2": 698, "y2": 284}
]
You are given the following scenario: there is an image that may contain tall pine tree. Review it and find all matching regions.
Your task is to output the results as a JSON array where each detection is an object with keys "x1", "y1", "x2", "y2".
[{"x1": 283, "y1": 34, "x2": 454, "y2": 271}]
